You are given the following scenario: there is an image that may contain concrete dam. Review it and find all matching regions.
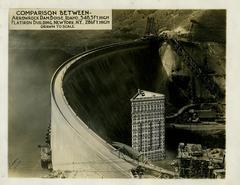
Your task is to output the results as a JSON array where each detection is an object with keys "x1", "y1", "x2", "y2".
[
  {"x1": 50, "y1": 37, "x2": 224, "y2": 177},
  {"x1": 51, "y1": 39, "x2": 172, "y2": 177},
  {"x1": 62, "y1": 39, "x2": 169, "y2": 145}
]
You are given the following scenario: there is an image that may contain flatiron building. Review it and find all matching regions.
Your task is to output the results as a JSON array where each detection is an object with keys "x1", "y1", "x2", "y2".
[{"x1": 131, "y1": 89, "x2": 165, "y2": 161}]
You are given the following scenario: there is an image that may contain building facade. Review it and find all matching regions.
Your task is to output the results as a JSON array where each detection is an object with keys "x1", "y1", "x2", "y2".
[{"x1": 131, "y1": 89, "x2": 165, "y2": 161}]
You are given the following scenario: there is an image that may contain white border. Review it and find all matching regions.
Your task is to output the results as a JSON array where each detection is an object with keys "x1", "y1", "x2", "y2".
[
  {"x1": 0, "y1": 7, "x2": 8, "y2": 179},
  {"x1": 1, "y1": 0, "x2": 240, "y2": 185}
]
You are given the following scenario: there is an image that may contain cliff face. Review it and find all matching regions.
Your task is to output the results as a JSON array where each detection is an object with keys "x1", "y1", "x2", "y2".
[
  {"x1": 160, "y1": 41, "x2": 225, "y2": 104},
  {"x1": 113, "y1": 10, "x2": 225, "y2": 42}
]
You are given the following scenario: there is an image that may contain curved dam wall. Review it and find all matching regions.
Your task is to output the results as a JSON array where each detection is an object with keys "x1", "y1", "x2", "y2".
[
  {"x1": 63, "y1": 40, "x2": 169, "y2": 145},
  {"x1": 61, "y1": 38, "x2": 225, "y2": 154},
  {"x1": 50, "y1": 43, "x2": 142, "y2": 175}
]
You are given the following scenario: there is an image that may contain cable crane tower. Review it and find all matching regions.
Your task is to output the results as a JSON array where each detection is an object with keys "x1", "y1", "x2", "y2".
[{"x1": 144, "y1": 17, "x2": 158, "y2": 36}]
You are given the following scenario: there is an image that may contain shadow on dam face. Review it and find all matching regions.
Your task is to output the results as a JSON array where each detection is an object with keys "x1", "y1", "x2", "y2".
[{"x1": 63, "y1": 40, "x2": 170, "y2": 145}]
